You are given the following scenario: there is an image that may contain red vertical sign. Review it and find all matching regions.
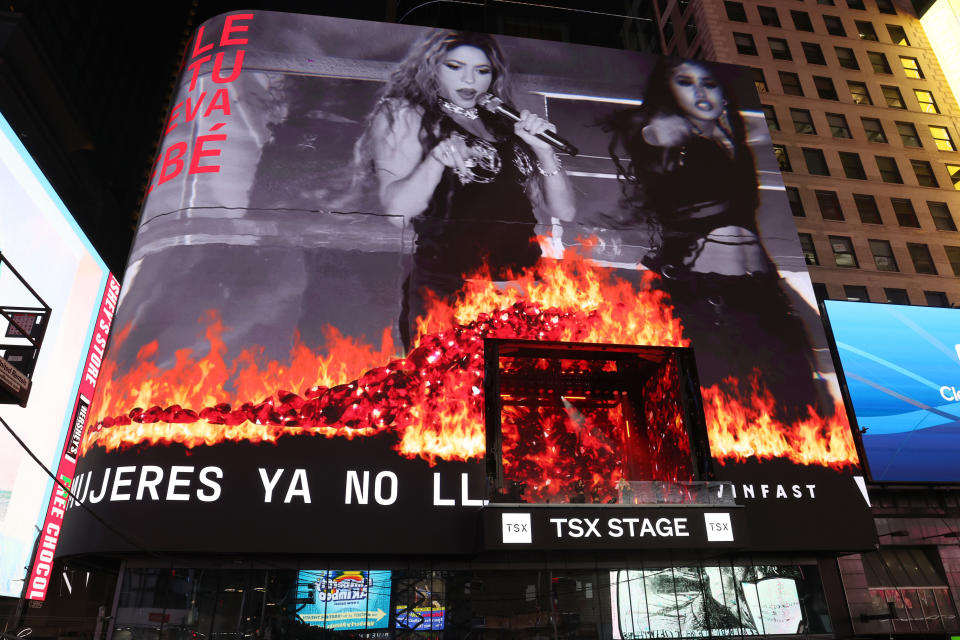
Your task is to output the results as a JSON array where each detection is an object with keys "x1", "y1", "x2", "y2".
[{"x1": 25, "y1": 273, "x2": 121, "y2": 600}]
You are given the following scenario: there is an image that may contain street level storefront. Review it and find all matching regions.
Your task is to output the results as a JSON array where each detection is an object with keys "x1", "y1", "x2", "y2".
[{"x1": 111, "y1": 558, "x2": 838, "y2": 640}]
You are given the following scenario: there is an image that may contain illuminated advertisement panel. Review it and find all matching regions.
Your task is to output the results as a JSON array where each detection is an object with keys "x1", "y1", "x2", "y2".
[
  {"x1": 610, "y1": 565, "x2": 831, "y2": 638},
  {"x1": 297, "y1": 570, "x2": 392, "y2": 630},
  {"x1": 394, "y1": 571, "x2": 445, "y2": 632},
  {"x1": 57, "y1": 12, "x2": 873, "y2": 557},
  {"x1": 0, "y1": 112, "x2": 114, "y2": 598},
  {"x1": 825, "y1": 300, "x2": 960, "y2": 482}
]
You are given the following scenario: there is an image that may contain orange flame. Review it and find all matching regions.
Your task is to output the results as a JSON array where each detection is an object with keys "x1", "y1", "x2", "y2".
[
  {"x1": 83, "y1": 249, "x2": 859, "y2": 470},
  {"x1": 703, "y1": 375, "x2": 858, "y2": 468}
]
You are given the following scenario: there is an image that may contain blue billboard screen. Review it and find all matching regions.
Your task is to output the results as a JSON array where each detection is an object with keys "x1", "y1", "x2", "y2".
[
  {"x1": 826, "y1": 300, "x2": 960, "y2": 482},
  {"x1": 296, "y1": 570, "x2": 392, "y2": 630}
]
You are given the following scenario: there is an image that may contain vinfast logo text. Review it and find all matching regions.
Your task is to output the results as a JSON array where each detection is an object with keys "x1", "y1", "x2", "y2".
[{"x1": 939, "y1": 343, "x2": 960, "y2": 402}]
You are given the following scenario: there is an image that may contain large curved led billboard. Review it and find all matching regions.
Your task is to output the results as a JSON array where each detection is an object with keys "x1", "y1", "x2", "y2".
[
  {"x1": 826, "y1": 300, "x2": 960, "y2": 482},
  {"x1": 57, "y1": 12, "x2": 874, "y2": 557}
]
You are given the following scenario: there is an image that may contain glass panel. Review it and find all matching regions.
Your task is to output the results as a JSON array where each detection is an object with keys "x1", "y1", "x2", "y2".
[
  {"x1": 849, "y1": 81, "x2": 871, "y2": 104},
  {"x1": 934, "y1": 587, "x2": 960, "y2": 630},
  {"x1": 885, "y1": 288, "x2": 909, "y2": 304},
  {"x1": 844, "y1": 285, "x2": 869, "y2": 301},
  {"x1": 917, "y1": 588, "x2": 943, "y2": 631},
  {"x1": 915, "y1": 89, "x2": 939, "y2": 113},
  {"x1": 888, "y1": 24, "x2": 909, "y2": 45},
  {"x1": 901, "y1": 56, "x2": 923, "y2": 79},
  {"x1": 948, "y1": 163, "x2": 960, "y2": 189},
  {"x1": 781, "y1": 72, "x2": 803, "y2": 95},
  {"x1": 759, "y1": 6, "x2": 781, "y2": 26}
]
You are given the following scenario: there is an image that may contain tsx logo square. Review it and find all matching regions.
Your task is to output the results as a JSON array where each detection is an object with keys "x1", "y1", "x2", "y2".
[
  {"x1": 703, "y1": 513, "x2": 734, "y2": 542},
  {"x1": 502, "y1": 513, "x2": 532, "y2": 543}
]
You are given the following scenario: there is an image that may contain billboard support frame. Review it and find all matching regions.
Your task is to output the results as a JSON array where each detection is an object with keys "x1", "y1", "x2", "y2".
[{"x1": 0, "y1": 251, "x2": 53, "y2": 406}]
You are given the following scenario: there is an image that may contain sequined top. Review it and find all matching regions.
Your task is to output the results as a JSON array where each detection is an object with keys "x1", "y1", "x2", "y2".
[{"x1": 412, "y1": 117, "x2": 540, "y2": 279}]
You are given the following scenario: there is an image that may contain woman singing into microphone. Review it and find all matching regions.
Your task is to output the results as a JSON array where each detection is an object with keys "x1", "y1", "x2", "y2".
[
  {"x1": 354, "y1": 30, "x2": 576, "y2": 349},
  {"x1": 601, "y1": 58, "x2": 825, "y2": 409}
]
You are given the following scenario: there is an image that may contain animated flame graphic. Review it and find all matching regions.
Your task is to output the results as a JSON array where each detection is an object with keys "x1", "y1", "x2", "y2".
[{"x1": 82, "y1": 250, "x2": 859, "y2": 473}]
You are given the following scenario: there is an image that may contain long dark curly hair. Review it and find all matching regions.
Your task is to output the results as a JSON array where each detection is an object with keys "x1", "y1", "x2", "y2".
[
  {"x1": 604, "y1": 57, "x2": 752, "y2": 189},
  {"x1": 594, "y1": 57, "x2": 757, "y2": 251},
  {"x1": 354, "y1": 30, "x2": 521, "y2": 176}
]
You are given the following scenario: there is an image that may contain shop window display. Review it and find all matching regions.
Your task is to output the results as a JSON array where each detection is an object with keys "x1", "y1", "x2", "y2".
[{"x1": 112, "y1": 563, "x2": 834, "y2": 640}]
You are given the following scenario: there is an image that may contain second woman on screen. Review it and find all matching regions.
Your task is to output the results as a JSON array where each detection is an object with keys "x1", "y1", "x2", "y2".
[{"x1": 355, "y1": 30, "x2": 576, "y2": 349}]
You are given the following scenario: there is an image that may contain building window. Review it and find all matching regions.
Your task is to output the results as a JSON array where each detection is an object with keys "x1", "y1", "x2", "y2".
[
  {"x1": 758, "y1": 5, "x2": 781, "y2": 27},
  {"x1": 844, "y1": 285, "x2": 870, "y2": 301},
  {"x1": 848, "y1": 0, "x2": 866, "y2": 8},
  {"x1": 869, "y1": 51, "x2": 892, "y2": 73},
  {"x1": 877, "y1": 156, "x2": 903, "y2": 183},
  {"x1": 907, "y1": 242, "x2": 937, "y2": 273},
  {"x1": 799, "y1": 233, "x2": 819, "y2": 264},
  {"x1": 925, "y1": 291, "x2": 949, "y2": 306},
  {"x1": 803, "y1": 42, "x2": 827, "y2": 65},
  {"x1": 854, "y1": 193, "x2": 883, "y2": 223},
  {"x1": 792, "y1": 10, "x2": 815, "y2": 31},
  {"x1": 804, "y1": 148, "x2": 830, "y2": 175},
  {"x1": 862, "y1": 549, "x2": 960, "y2": 629},
  {"x1": 946, "y1": 163, "x2": 960, "y2": 189},
  {"x1": 781, "y1": 71, "x2": 804, "y2": 96},
  {"x1": 836, "y1": 46, "x2": 859, "y2": 70},
  {"x1": 856, "y1": 20, "x2": 878, "y2": 40},
  {"x1": 840, "y1": 151, "x2": 867, "y2": 179},
  {"x1": 725, "y1": 1, "x2": 748, "y2": 21},
  {"x1": 929, "y1": 126, "x2": 956, "y2": 151},
  {"x1": 900, "y1": 56, "x2": 924, "y2": 79},
  {"x1": 814, "y1": 75, "x2": 839, "y2": 100},
  {"x1": 769, "y1": 37, "x2": 791, "y2": 60},
  {"x1": 861, "y1": 117, "x2": 887, "y2": 142},
  {"x1": 773, "y1": 144, "x2": 792, "y2": 171},
  {"x1": 892, "y1": 197, "x2": 920, "y2": 226},
  {"x1": 824, "y1": 15, "x2": 846, "y2": 36},
  {"x1": 887, "y1": 24, "x2": 909, "y2": 45},
  {"x1": 911, "y1": 160, "x2": 938, "y2": 187},
  {"x1": 733, "y1": 32, "x2": 756, "y2": 55},
  {"x1": 895, "y1": 121, "x2": 921, "y2": 147},
  {"x1": 786, "y1": 186, "x2": 805, "y2": 216},
  {"x1": 869, "y1": 239, "x2": 899, "y2": 271},
  {"x1": 817, "y1": 190, "x2": 845, "y2": 220},
  {"x1": 827, "y1": 113, "x2": 851, "y2": 138},
  {"x1": 944, "y1": 245, "x2": 960, "y2": 275},
  {"x1": 685, "y1": 16, "x2": 698, "y2": 43},
  {"x1": 751, "y1": 68, "x2": 768, "y2": 93},
  {"x1": 663, "y1": 17, "x2": 675, "y2": 44},
  {"x1": 881, "y1": 85, "x2": 906, "y2": 108},
  {"x1": 761, "y1": 105, "x2": 780, "y2": 131},
  {"x1": 885, "y1": 288, "x2": 909, "y2": 304},
  {"x1": 914, "y1": 89, "x2": 939, "y2": 113},
  {"x1": 876, "y1": 0, "x2": 896, "y2": 14},
  {"x1": 792, "y1": 108, "x2": 816, "y2": 134},
  {"x1": 848, "y1": 81, "x2": 871, "y2": 104},
  {"x1": 929, "y1": 202, "x2": 957, "y2": 231},
  {"x1": 831, "y1": 236, "x2": 859, "y2": 267}
]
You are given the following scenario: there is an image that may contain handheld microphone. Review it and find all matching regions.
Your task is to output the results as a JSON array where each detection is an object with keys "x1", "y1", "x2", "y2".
[{"x1": 477, "y1": 93, "x2": 579, "y2": 157}]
